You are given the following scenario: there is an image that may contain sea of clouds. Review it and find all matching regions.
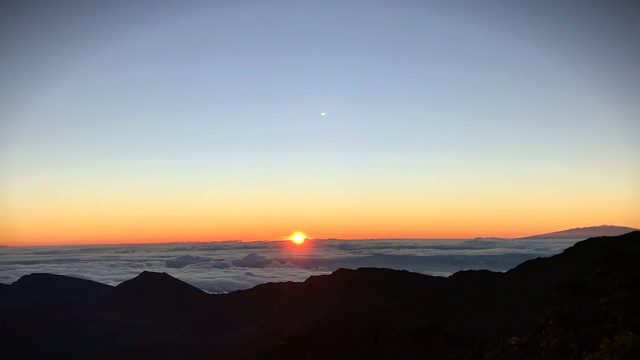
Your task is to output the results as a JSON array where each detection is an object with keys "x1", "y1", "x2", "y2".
[{"x1": 0, "y1": 238, "x2": 580, "y2": 293}]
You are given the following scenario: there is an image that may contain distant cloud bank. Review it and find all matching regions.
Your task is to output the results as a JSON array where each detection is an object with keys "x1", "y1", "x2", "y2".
[{"x1": 0, "y1": 239, "x2": 579, "y2": 293}]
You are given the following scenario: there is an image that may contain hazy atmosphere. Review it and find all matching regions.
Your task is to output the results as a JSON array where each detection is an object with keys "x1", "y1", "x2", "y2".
[
  {"x1": 2, "y1": 1, "x2": 639, "y2": 245},
  {"x1": 0, "y1": 238, "x2": 579, "y2": 293}
]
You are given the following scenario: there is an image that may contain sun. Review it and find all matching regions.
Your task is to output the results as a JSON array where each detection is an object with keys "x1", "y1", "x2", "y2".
[{"x1": 288, "y1": 232, "x2": 307, "y2": 245}]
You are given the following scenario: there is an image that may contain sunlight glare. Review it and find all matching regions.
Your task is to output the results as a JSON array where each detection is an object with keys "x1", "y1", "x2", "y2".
[{"x1": 288, "y1": 232, "x2": 307, "y2": 245}]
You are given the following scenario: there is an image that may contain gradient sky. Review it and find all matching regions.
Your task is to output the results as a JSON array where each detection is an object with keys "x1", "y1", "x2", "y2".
[{"x1": 2, "y1": 1, "x2": 639, "y2": 245}]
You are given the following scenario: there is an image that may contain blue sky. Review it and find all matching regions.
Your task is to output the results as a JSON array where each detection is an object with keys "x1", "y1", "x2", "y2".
[{"x1": 2, "y1": 1, "x2": 639, "y2": 244}]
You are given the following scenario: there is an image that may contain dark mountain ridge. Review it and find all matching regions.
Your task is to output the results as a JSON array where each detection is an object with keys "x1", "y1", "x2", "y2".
[
  {"x1": 108, "y1": 271, "x2": 208, "y2": 318},
  {"x1": 1, "y1": 231, "x2": 639, "y2": 359},
  {"x1": 6, "y1": 273, "x2": 113, "y2": 304},
  {"x1": 521, "y1": 224, "x2": 638, "y2": 239}
]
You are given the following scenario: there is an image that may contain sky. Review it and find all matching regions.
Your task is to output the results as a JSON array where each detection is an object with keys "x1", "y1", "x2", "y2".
[
  {"x1": 0, "y1": 238, "x2": 580, "y2": 292},
  {"x1": 2, "y1": 1, "x2": 639, "y2": 245}
]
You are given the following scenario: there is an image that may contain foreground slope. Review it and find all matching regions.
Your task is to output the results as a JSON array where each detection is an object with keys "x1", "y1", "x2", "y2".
[
  {"x1": 1, "y1": 231, "x2": 638, "y2": 359},
  {"x1": 223, "y1": 231, "x2": 640, "y2": 359}
]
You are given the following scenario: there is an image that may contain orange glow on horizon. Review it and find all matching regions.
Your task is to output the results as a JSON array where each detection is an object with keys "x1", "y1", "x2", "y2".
[
  {"x1": 2, "y1": 194, "x2": 638, "y2": 246},
  {"x1": 3, "y1": 220, "x2": 640, "y2": 247}
]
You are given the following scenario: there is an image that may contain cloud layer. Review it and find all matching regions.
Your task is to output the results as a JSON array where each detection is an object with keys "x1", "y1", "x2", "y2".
[{"x1": 0, "y1": 238, "x2": 580, "y2": 293}]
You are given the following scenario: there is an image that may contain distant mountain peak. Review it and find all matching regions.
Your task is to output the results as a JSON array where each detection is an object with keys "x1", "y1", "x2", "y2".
[
  {"x1": 115, "y1": 270, "x2": 205, "y2": 296},
  {"x1": 10, "y1": 273, "x2": 112, "y2": 303},
  {"x1": 521, "y1": 225, "x2": 638, "y2": 239},
  {"x1": 109, "y1": 270, "x2": 207, "y2": 318},
  {"x1": 133, "y1": 270, "x2": 174, "y2": 280}
]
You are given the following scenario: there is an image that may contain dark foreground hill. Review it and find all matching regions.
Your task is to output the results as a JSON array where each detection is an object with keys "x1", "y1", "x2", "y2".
[{"x1": 1, "y1": 232, "x2": 639, "y2": 359}]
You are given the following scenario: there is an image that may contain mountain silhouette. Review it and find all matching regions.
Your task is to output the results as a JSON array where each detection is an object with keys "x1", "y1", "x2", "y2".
[
  {"x1": 107, "y1": 271, "x2": 208, "y2": 318},
  {"x1": 1, "y1": 231, "x2": 639, "y2": 359},
  {"x1": 521, "y1": 224, "x2": 638, "y2": 239},
  {"x1": 6, "y1": 273, "x2": 112, "y2": 304}
]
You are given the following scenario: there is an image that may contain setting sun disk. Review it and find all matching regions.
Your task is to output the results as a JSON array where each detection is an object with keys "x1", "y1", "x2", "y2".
[{"x1": 288, "y1": 232, "x2": 307, "y2": 245}]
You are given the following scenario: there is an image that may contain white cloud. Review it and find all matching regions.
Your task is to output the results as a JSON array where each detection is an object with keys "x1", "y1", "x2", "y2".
[
  {"x1": 0, "y1": 238, "x2": 580, "y2": 293},
  {"x1": 165, "y1": 254, "x2": 211, "y2": 268},
  {"x1": 231, "y1": 253, "x2": 299, "y2": 269}
]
